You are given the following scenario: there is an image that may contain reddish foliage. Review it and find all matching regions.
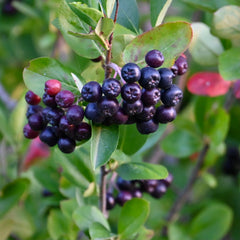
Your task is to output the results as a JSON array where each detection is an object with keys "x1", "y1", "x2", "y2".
[{"x1": 187, "y1": 72, "x2": 231, "y2": 97}]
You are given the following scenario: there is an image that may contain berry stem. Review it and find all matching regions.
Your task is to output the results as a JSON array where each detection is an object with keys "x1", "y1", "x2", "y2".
[{"x1": 99, "y1": 165, "x2": 108, "y2": 217}]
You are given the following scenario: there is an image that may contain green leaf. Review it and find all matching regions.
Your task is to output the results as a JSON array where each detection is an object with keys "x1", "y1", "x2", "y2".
[
  {"x1": 161, "y1": 129, "x2": 203, "y2": 158},
  {"x1": 23, "y1": 57, "x2": 80, "y2": 96},
  {"x1": 60, "y1": 199, "x2": 79, "y2": 220},
  {"x1": 202, "y1": 172, "x2": 217, "y2": 188},
  {"x1": 150, "y1": 0, "x2": 173, "y2": 27},
  {"x1": 91, "y1": 124, "x2": 119, "y2": 169},
  {"x1": 134, "y1": 226, "x2": 154, "y2": 240},
  {"x1": 123, "y1": 22, "x2": 192, "y2": 67},
  {"x1": 118, "y1": 198, "x2": 149, "y2": 239},
  {"x1": 169, "y1": 224, "x2": 192, "y2": 240},
  {"x1": 116, "y1": 162, "x2": 168, "y2": 180},
  {"x1": 219, "y1": 47, "x2": 240, "y2": 80},
  {"x1": 212, "y1": 5, "x2": 240, "y2": 41},
  {"x1": 12, "y1": 1, "x2": 39, "y2": 18},
  {"x1": 101, "y1": 0, "x2": 116, "y2": 18},
  {"x1": 189, "y1": 203, "x2": 233, "y2": 240},
  {"x1": 0, "y1": 179, "x2": 30, "y2": 218},
  {"x1": 0, "y1": 108, "x2": 14, "y2": 145},
  {"x1": 189, "y1": 22, "x2": 223, "y2": 66},
  {"x1": 89, "y1": 222, "x2": 116, "y2": 240},
  {"x1": 73, "y1": 206, "x2": 110, "y2": 231},
  {"x1": 111, "y1": 149, "x2": 131, "y2": 164}
]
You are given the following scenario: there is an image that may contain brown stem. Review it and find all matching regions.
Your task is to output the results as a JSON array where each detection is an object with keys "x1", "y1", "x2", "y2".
[{"x1": 99, "y1": 165, "x2": 108, "y2": 217}]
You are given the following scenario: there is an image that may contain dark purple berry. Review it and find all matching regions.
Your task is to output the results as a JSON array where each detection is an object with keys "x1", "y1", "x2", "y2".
[
  {"x1": 41, "y1": 189, "x2": 53, "y2": 197},
  {"x1": 91, "y1": 56, "x2": 103, "y2": 62},
  {"x1": 143, "y1": 180, "x2": 158, "y2": 193},
  {"x1": 111, "y1": 108, "x2": 129, "y2": 125},
  {"x1": 132, "y1": 189, "x2": 142, "y2": 198},
  {"x1": 150, "y1": 181, "x2": 167, "y2": 198},
  {"x1": 25, "y1": 90, "x2": 41, "y2": 105},
  {"x1": 174, "y1": 55, "x2": 188, "y2": 75},
  {"x1": 139, "y1": 67, "x2": 160, "y2": 89},
  {"x1": 23, "y1": 124, "x2": 39, "y2": 139},
  {"x1": 141, "y1": 88, "x2": 161, "y2": 106},
  {"x1": 117, "y1": 177, "x2": 133, "y2": 191},
  {"x1": 121, "y1": 83, "x2": 142, "y2": 103},
  {"x1": 98, "y1": 97, "x2": 119, "y2": 117},
  {"x1": 121, "y1": 63, "x2": 141, "y2": 83},
  {"x1": 122, "y1": 100, "x2": 143, "y2": 116},
  {"x1": 158, "y1": 68, "x2": 174, "y2": 89},
  {"x1": 161, "y1": 173, "x2": 173, "y2": 187},
  {"x1": 102, "y1": 78, "x2": 121, "y2": 99},
  {"x1": 136, "y1": 119, "x2": 158, "y2": 134},
  {"x1": 46, "y1": 107, "x2": 64, "y2": 126},
  {"x1": 39, "y1": 126, "x2": 58, "y2": 147},
  {"x1": 171, "y1": 64, "x2": 178, "y2": 77},
  {"x1": 45, "y1": 79, "x2": 62, "y2": 96},
  {"x1": 145, "y1": 50, "x2": 164, "y2": 68},
  {"x1": 154, "y1": 105, "x2": 176, "y2": 123},
  {"x1": 28, "y1": 113, "x2": 46, "y2": 131},
  {"x1": 75, "y1": 122, "x2": 92, "y2": 141},
  {"x1": 116, "y1": 191, "x2": 132, "y2": 206},
  {"x1": 106, "y1": 193, "x2": 115, "y2": 210},
  {"x1": 66, "y1": 105, "x2": 84, "y2": 125},
  {"x1": 59, "y1": 116, "x2": 75, "y2": 139},
  {"x1": 26, "y1": 105, "x2": 43, "y2": 119},
  {"x1": 81, "y1": 81, "x2": 102, "y2": 102},
  {"x1": 42, "y1": 93, "x2": 57, "y2": 108},
  {"x1": 161, "y1": 84, "x2": 183, "y2": 107},
  {"x1": 135, "y1": 105, "x2": 156, "y2": 122},
  {"x1": 55, "y1": 90, "x2": 75, "y2": 108},
  {"x1": 85, "y1": 103, "x2": 105, "y2": 124},
  {"x1": 58, "y1": 137, "x2": 76, "y2": 154}
]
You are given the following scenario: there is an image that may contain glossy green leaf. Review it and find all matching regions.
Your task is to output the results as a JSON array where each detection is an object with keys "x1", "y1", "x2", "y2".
[
  {"x1": 111, "y1": 149, "x2": 131, "y2": 164},
  {"x1": 118, "y1": 198, "x2": 149, "y2": 239},
  {"x1": 150, "y1": 0, "x2": 173, "y2": 27},
  {"x1": 73, "y1": 206, "x2": 110, "y2": 231},
  {"x1": 219, "y1": 47, "x2": 240, "y2": 80},
  {"x1": 91, "y1": 124, "x2": 119, "y2": 169},
  {"x1": 116, "y1": 162, "x2": 168, "y2": 180},
  {"x1": 213, "y1": 5, "x2": 240, "y2": 41},
  {"x1": 161, "y1": 129, "x2": 203, "y2": 158},
  {"x1": 189, "y1": 203, "x2": 233, "y2": 240},
  {"x1": 0, "y1": 179, "x2": 30, "y2": 218},
  {"x1": 102, "y1": 0, "x2": 116, "y2": 18},
  {"x1": 23, "y1": 57, "x2": 80, "y2": 96},
  {"x1": 89, "y1": 222, "x2": 116, "y2": 240},
  {"x1": 123, "y1": 22, "x2": 192, "y2": 67},
  {"x1": 60, "y1": 199, "x2": 79, "y2": 220},
  {"x1": 189, "y1": 22, "x2": 223, "y2": 66}
]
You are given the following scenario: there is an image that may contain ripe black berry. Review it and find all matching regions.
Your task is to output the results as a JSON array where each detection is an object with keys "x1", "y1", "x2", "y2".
[
  {"x1": 39, "y1": 126, "x2": 58, "y2": 147},
  {"x1": 85, "y1": 103, "x2": 105, "y2": 124},
  {"x1": 75, "y1": 122, "x2": 92, "y2": 141},
  {"x1": 174, "y1": 55, "x2": 188, "y2": 75},
  {"x1": 102, "y1": 78, "x2": 121, "y2": 99},
  {"x1": 154, "y1": 105, "x2": 176, "y2": 123},
  {"x1": 55, "y1": 90, "x2": 75, "y2": 108},
  {"x1": 161, "y1": 84, "x2": 183, "y2": 107},
  {"x1": 42, "y1": 93, "x2": 57, "y2": 108},
  {"x1": 58, "y1": 137, "x2": 76, "y2": 154},
  {"x1": 161, "y1": 173, "x2": 173, "y2": 187},
  {"x1": 66, "y1": 105, "x2": 84, "y2": 125},
  {"x1": 158, "y1": 68, "x2": 174, "y2": 89},
  {"x1": 139, "y1": 67, "x2": 160, "y2": 89},
  {"x1": 122, "y1": 100, "x2": 143, "y2": 116},
  {"x1": 171, "y1": 64, "x2": 178, "y2": 77},
  {"x1": 106, "y1": 193, "x2": 115, "y2": 210},
  {"x1": 23, "y1": 124, "x2": 39, "y2": 139},
  {"x1": 150, "y1": 181, "x2": 167, "y2": 198},
  {"x1": 136, "y1": 119, "x2": 158, "y2": 134},
  {"x1": 25, "y1": 90, "x2": 41, "y2": 105},
  {"x1": 45, "y1": 79, "x2": 62, "y2": 96},
  {"x1": 81, "y1": 81, "x2": 102, "y2": 102},
  {"x1": 121, "y1": 63, "x2": 141, "y2": 83},
  {"x1": 26, "y1": 105, "x2": 43, "y2": 119},
  {"x1": 98, "y1": 97, "x2": 119, "y2": 117},
  {"x1": 59, "y1": 116, "x2": 75, "y2": 139},
  {"x1": 135, "y1": 105, "x2": 156, "y2": 122},
  {"x1": 116, "y1": 191, "x2": 132, "y2": 206},
  {"x1": 45, "y1": 107, "x2": 64, "y2": 126},
  {"x1": 141, "y1": 88, "x2": 161, "y2": 106},
  {"x1": 143, "y1": 180, "x2": 158, "y2": 193},
  {"x1": 145, "y1": 50, "x2": 164, "y2": 68},
  {"x1": 121, "y1": 83, "x2": 141, "y2": 103},
  {"x1": 28, "y1": 113, "x2": 46, "y2": 131},
  {"x1": 132, "y1": 189, "x2": 142, "y2": 198},
  {"x1": 117, "y1": 177, "x2": 133, "y2": 191},
  {"x1": 111, "y1": 108, "x2": 129, "y2": 124}
]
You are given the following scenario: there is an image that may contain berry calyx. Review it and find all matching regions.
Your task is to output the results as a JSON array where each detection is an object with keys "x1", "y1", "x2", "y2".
[
  {"x1": 81, "y1": 81, "x2": 102, "y2": 102},
  {"x1": 121, "y1": 83, "x2": 142, "y2": 103},
  {"x1": 141, "y1": 88, "x2": 161, "y2": 106},
  {"x1": 139, "y1": 67, "x2": 160, "y2": 89},
  {"x1": 102, "y1": 78, "x2": 121, "y2": 99},
  {"x1": 161, "y1": 84, "x2": 183, "y2": 107},
  {"x1": 121, "y1": 63, "x2": 141, "y2": 83}
]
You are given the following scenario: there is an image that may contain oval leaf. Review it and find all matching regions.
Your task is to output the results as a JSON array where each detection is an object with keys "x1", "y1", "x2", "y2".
[
  {"x1": 89, "y1": 222, "x2": 116, "y2": 240},
  {"x1": 187, "y1": 72, "x2": 231, "y2": 97},
  {"x1": 91, "y1": 124, "x2": 119, "y2": 170},
  {"x1": 116, "y1": 162, "x2": 168, "y2": 180},
  {"x1": 123, "y1": 21, "x2": 192, "y2": 67}
]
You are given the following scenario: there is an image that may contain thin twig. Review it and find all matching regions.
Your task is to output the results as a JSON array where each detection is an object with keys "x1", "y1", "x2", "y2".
[{"x1": 99, "y1": 165, "x2": 108, "y2": 217}]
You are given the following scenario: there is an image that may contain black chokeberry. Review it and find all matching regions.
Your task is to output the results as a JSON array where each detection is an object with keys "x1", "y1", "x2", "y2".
[
  {"x1": 145, "y1": 50, "x2": 164, "y2": 68},
  {"x1": 121, "y1": 83, "x2": 141, "y2": 103},
  {"x1": 141, "y1": 88, "x2": 161, "y2": 106},
  {"x1": 39, "y1": 126, "x2": 58, "y2": 147},
  {"x1": 106, "y1": 193, "x2": 115, "y2": 210},
  {"x1": 161, "y1": 84, "x2": 183, "y2": 107},
  {"x1": 121, "y1": 63, "x2": 141, "y2": 83},
  {"x1": 55, "y1": 90, "x2": 75, "y2": 108},
  {"x1": 139, "y1": 67, "x2": 160, "y2": 89},
  {"x1": 143, "y1": 180, "x2": 158, "y2": 193},
  {"x1": 154, "y1": 105, "x2": 176, "y2": 123},
  {"x1": 116, "y1": 191, "x2": 132, "y2": 206},
  {"x1": 26, "y1": 105, "x2": 43, "y2": 119},
  {"x1": 23, "y1": 124, "x2": 39, "y2": 139},
  {"x1": 174, "y1": 55, "x2": 188, "y2": 75},
  {"x1": 45, "y1": 107, "x2": 64, "y2": 126},
  {"x1": 136, "y1": 119, "x2": 158, "y2": 134},
  {"x1": 161, "y1": 173, "x2": 173, "y2": 187},
  {"x1": 75, "y1": 122, "x2": 92, "y2": 141},
  {"x1": 59, "y1": 116, "x2": 75, "y2": 139},
  {"x1": 150, "y1": 181, "x2": 167, "y2": 198},
  {"x1": 102, "y1": 78, "x2": 121, "y2": 99},
  {"x1": 117, "y1": 177, "x2": 133, "y2": 191},
  {"x1": 45, "y1": 79, "x2": 62, "y2": 96},
  {"x1": 135, "y1": 105, "x2": 156, "y2": 122},
  {"x1": 122, "y1": 100, "x2": 143, "y2": 116},
  {"x1": 28, "y1": 113, "x2": 46, "y2": 131},
  {"x1": 111, "y1": 108, "x2": 129, "y2": 125},
  {"x1": 58, "y1": 137, "x2": 76, "y2": 154},
  {"x1": 81, "y1": 81, "x2": 102, "y2": 102},
  {"x1": 98, "y1": 97, "x2": 119, "y2": 117},
  {"x1": 25, "y1": 90, "x2": 41, "y2": 105},
  {"x1": 132, "y1": 189, "x2": 142, "y2": 198},
  {"x1": 66, "y1": 105, "x2": 84, "y2": 125},
  {"x1": 42, "y1": 93, "x2": 57, "y2": 108},
  {"x1": 158, "y1": 68, "x2": 174, "y2": 89},
  {"x1": 85, "y1": 103, "x2": 105, "y2": 124}
]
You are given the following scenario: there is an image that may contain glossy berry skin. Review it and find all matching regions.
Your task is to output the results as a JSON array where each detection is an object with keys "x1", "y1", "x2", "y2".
[
  {"x1": 117, "y1": 177, "x2": 133, "y2": 191},
  {"x1": 171, "y1": 64, "x2": 178, "y2": 77},
  {"x1": 75, "y1": 122, "x2": 92, "y2": 141},
  {"x1": 45, "y1": 108, "x2": 64, "y2": 126},
  {"x1": 136, "y1": 119, "x2": 158, "y2": 134},
  {"x1": 143, "y1": 180, "x2": 158, "y2": 193},
  {"x1": 122, "y1": 100, "x2": 143, "y2": 116},
  {"x1": 85, "y1": 103, "x2": 105, "y2": 124},
  {"x1": 81, "y1": 81, "x2": 102, "y2": 102},
  {"x1": 25, "y1": 91, "x2": 41, "y2": 105},
  {"x1": 175, "y1": 55, "x2": 188, "y2": 75},
  {"x1": 28, "y1": 113, "x2": 46, "y2": 131},
  {"x1": 154, "y1": 105, "x2": 176, "y2": 123},
  {"x1": 158, "y1": 68, "x2": 174, "y2": 89},
  {"x1": 141, "y1": 88, "x2": 161, "y2": 106},
  {"x1": 106, "y1": 193, "x2": 115, "y2": 210},
  {"x1": 161, "y1": 84, "x2": 183, "y2": 107},
  {"x1": 98, "y1": 97, "x2": 119, "y2": 117},
  {"x1": 145, "y1": 50, "x2": 164, "y2": 68},
  {"x1": 150, "y1": 181, "x2": 167, "y2": 198},
  {"x1": 58, "y1": 137, "x2": 76, "y2": 154},
  {"x1": 23, "y1": 124, "x2": 39, "y2": 139},
  {"x1": 59, "y1": 116, "x2": 75, "y2": 139},
  {"x1": 102, "y1": 78, "x2": 121, "y2": 99},
  {"x1": 111, "y1": 108, "x2": 129, "y2": 125},
  {"x1": 139, "y1": 67, "x2": 160, "y2": 90},
  {"x1": 161, "y1": 173, "x2": 173, "y2": 187},
  {"x1": 26, "y1": 105, "x2": 43, "y2": 119},
  {"x1": 66, "y1": 105, "x2": 84, "y2": 125},
  {"x1": 121, "y1": 63, "x2": 141, "y2": 83},
  {"x1": 136, "y1": 105, "x2": 156, "y2": 122},
  {"x1": 121, "y1": 83, "x2": 141, "y2": 103},
  {"x1": 45, "y1": 79, "x2": 62, "y2": 96},
  {"x1": 55, "y1": 90, "x2": 75, "y2": 108},
  {"x1": 116, "y1": 191, "x2": 132, "y2": 206},
  {"x1": 132, "y1": 189, "x2": 142, "y2": 198},
  {"x1": 42, "y1": 93, "x2": 57, "y2": 108},
  {"x1": 39, "y1": 126, "x2": 58, "y2": 147}
]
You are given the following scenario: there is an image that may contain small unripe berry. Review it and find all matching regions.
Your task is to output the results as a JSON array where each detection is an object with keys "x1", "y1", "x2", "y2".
[
  {"x1": 45, "y1": 79, "x2": 62, "y2": 96},
  {"x1": 25, "y1": 90, "x2": 41, "y2": 105}
]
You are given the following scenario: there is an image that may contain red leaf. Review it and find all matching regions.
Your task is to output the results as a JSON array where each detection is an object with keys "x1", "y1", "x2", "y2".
[
  {"x1": 233, "y1": 80, "x2": 240, "y2": 99},
  {"x1": 187, "y1": 72, "x2": 231, "y2": 97}
]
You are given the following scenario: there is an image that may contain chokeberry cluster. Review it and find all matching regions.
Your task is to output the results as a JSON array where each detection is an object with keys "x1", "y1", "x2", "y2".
[
  {"x1": 82, "y1": 50, "x2": 187, "y2": 134},
  {"x1": 23, "y1": 79, "x2": 91, "y2": 154},
  {"x1": 106, "y1": 174, "x2": 173, "y2": 210}
]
